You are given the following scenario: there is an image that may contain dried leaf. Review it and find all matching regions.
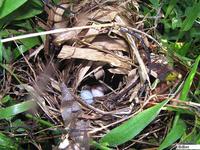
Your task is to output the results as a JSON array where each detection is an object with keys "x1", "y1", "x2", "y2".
[
  {"x1": 108, "y1": 68, "x2": 129, "y2": 75},
  {"x1": 50, "y1": 78, "x2": 60, "y2": 91},
  {"x1": 54, "y1": 13, "x2": 90, "y2": 44},
  {"x1": 89, "y1": 6, "x2": 118, "y2": 22},
  {"x1": 93, "y1": 67, "x2": 105, "y2": 79},
  {"x1": 54, "y1": 30, "x2": 81, "y2": 44},
  {"x1": 53, "y1": 4, "x2": 69, "y2": 22},
  {"x1": 58, "y1": 45, "x2": 131, "y2": 69},
  {"x1": 75, "y1": 61, "x2": 92, "y2": 89},
  {"x1": 81, "y1": 23, "x2": 100, "y2": 44},
  {"x1": 91, "y1": 35, "x2": 128, "y2": 52}
]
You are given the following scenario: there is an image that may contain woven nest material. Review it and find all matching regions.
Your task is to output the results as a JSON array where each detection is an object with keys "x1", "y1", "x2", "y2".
[{"x1": 5, "y1": 1, "x2": 183, "y2": 149}]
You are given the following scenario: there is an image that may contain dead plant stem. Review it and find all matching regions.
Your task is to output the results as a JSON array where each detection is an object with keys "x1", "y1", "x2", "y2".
[{"x1": 1, "y1": 23, "x2": 116, "y2": 43}]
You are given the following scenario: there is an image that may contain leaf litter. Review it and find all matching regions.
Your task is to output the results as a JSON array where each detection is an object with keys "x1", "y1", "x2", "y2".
[{"x1": 0, "y1": 0, "x2": 195, "y2": 149}]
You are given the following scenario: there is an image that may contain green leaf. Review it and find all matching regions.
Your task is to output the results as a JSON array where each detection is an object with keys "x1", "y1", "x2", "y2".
[
  {"x1": 0, "y1": 132, "x2": 20, "y2": 150},
  {"x1": 181, "y1": 1, "x2": 200, "y2": 31},
  {"x1": 90, "y1": 141, "x2": 111, "y2": 150},
  {"x1": 0, "y1": 29, "x2": 20, "y2": 38},
  {"x1": 0, "y1": 0, "x2": 4, "y2": 8},
  {"x1": 99, "y1": 100, "x2": 169, "y2": 147},
  {"x1": 0, "y1": 1, "x2": 43, "y2": 28},
  {"x1": 176, "y1": 42, "x2": 191, "y2": 57},
  {"x1": 0, "y1": 100, "x2": 36, "y2": 119},
  {"x1": 171, "y1": 17, "x2": 182, "y2": 29},
  {"x1": 14, "y1": 21, "x2": 33, "y2": 30},
  {"x1": 190, "y1": 28, "x2": 200, "y2": 38},
  {"x1": 0, "y1": 39, "x2": 2, "y2": 63},
  {"x1": 0, "y1": 0, "x2": 28, "y2": 19},
  {"x1": 11, "y1": 119, "x2": 26, "y2": 132},
  {"x1": 165, "y1": 106, "x2": 193, "y2": 115},
  {"x1": 180, "y1": 55, "x2": 200, "y2": 101},
  {"x1": 159, "y1": 119, "x2": 186, "y2": 150},
  {"x1": 149, "y1": 0, "x2": 159, "y2": 9},
  {"x1": 2, "y1": 45, "x2": 11, "y2": 63},
  {"x1": 14, "y1": 1, "x2": 43, "y2": 20},
  {"x1": 52, "y1": 0, "x2": 61, "y2": 4},
  {"x1": 1, "y1": 95, "x2": 12, "y2": 104},
  {"x1": 13, "y1": 37, "x2": 41, "y2": 59},
  {"x1": 165, "y1": 0, "x2": 177, "y2": 17},
  {"x1": 0, "y1": 64, "x2": 22, "y2": 84},
  {"x1": 25, "y1": 113, "x2": 54, "y2": 127}
]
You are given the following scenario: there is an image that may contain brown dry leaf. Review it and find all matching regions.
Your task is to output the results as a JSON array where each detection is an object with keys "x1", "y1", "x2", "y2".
[
  {"x1": 93, "y1": 67, "x2": 104, "y2": 79},
  {"x1": 54, "y1": 30, "x2": 80, "y2": 44},
  {"x1": 50, "y1": 78, "x2": 60, "y2": 92},
  {"x1": 52, "y1": 4, "x2": 70, "y2": 31},
  {"x1": 53, "y1": 4, "x2": 69, "y2": 22},
  {"x1": 54, "y1": 13, "x2": 90, "y2": 44},
  {"x1": 89, "y1": 6, "x2": 118, "y2": 22},
  {"x1": 75, "y1": 61, "x2": 92, "y2": 89},
  {"x1": 108, "y1": 68, "x2": 129, "y2": 75},
  {"x1": 58, "y1": 45, "x2": 131, "y2": 69},
  {"x1": 81, "y1": 23, "x2": 100, "y2": 44},
  {"x1": 91, "y1": 35, "x2": 128, "y2": 52}
]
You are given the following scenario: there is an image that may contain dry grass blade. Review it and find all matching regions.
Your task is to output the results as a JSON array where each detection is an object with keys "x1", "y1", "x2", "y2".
[
  {"x1": 1, "y1": 23, "x2": 115, "y2": 43},
  {"x1": 18, "y1": 84, "x2": 53, "y2": 121},
  {"x1": 74, "y1": 61, "x2": 92, "y2": 89},
  {"x1": 58, "y1": 45, "x2": 131, "y2": 69},
  {"x1": 90, "y1": 35, "x2": 129, "y2": 52}
]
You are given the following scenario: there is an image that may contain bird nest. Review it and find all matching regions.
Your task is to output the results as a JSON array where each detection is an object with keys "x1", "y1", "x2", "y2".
[{"x1": 3, "y1": 1, "x2": 183, "y2": 149}]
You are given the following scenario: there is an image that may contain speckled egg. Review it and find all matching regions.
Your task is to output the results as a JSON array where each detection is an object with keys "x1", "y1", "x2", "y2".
[{"x1": 80, "y1": 90, "x2": 94, "y2": 104}]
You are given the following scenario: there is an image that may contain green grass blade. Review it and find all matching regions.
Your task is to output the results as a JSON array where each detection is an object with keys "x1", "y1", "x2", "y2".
[
  {"x1": 165, "y1": 0, "x2": 177, "y2": 17},
  {"x1": 1, "y1": 95, "x2": 12, "y2": 104},
  {"x1": 149, "y1": 0, "x2": 159, "y2": 8},
  {"x1": 0, "y1": 63, "x2": 22, "y2": 84},
  {"x1": 180, "y1": 55, "x2": 200, "y2": 101},
  {"x1": 14, "y1": 1, "x2": 43, "y2": 20},
  {"x1": 181, "y1": 1, "x2": 200, "y2": 31},
  {"x1": 0, "y1": 0, "x2": 4, "y2": 8},
  {"x1": 0, "y1": 0, "x2": 28, "y2": 19},
  {"x1": 99, "y1": 99, "x2": 169, "y2": 147},
  {"x1": 25, "y1": 113, "x2": 54, "y2": 127},
  {"x1": 0, "y1": 39, "x2": 2, "y2": 63},
  {"x1": 159, "y1": 119, "x2": 186, "y2": 150},
  {"x1": 0, "y1": 100, "x2": 36, "y2": 119},
  {"x1": 14, "y1": 37, "x2": 41, "y2": 60},
  {"x1": 0, "y1": 132, "x2": 20, "y2": 150},
  {"x1": 159, "y1": 55, "x2": 200, "y2": 149},
  {"x1": 91, "y1": 141, "x2": 112, "y2": 150}
]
